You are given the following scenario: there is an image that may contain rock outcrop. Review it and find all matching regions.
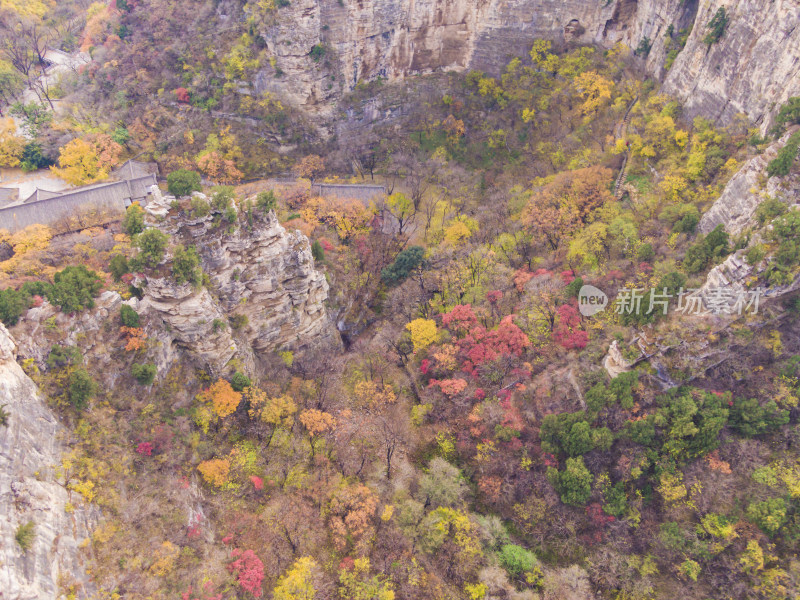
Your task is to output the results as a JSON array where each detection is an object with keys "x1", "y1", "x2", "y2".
[
  {"x1": 137, "y1": 209, "x2": 340, "y2": 373},
  {"x1": 0, "y1": 324, "x2": 95, "y2": 600},
  {"x1": 135, "y1": 277, "x2": 238, "y2": 373},
  {"x1": 698, "y1": 131, "x2": 800, "y2": 236},
  {"x1": 701, "y1": 252, "x2": 754, "y2": 293},
  {"x1": 603, "y1": 340, "x2": 633, "y2": 378}
]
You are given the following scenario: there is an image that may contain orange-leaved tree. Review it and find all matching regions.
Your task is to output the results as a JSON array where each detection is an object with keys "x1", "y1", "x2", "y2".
[
  {"x1": 194, "y1": 379, "x2": 242, "y2": 434},
  {"x1": 299, "y1": 409, "x2": 336, "y2": 457},
  {"x1": 197, "y1": 457, "x2": 231, "y2": 488},
  {"x1": 198, "y1": 379, "x2": 242, "y2": 419}
]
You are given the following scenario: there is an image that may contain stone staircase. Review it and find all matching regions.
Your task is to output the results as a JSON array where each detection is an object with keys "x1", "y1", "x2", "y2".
[{"x1": 613, "y1": 98, "x2": 638, "y2": 199}]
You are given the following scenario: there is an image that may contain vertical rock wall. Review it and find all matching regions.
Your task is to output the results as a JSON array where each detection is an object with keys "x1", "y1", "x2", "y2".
[
  {"x1": 0, "y1": 324, "x2": 94, "y2": 600},
  {"x1": 256, "y1": 0, "x2": 800, "y2": 131}
]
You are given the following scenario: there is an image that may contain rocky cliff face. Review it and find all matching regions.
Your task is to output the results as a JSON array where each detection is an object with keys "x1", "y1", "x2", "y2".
[
  {"x1": 137, "y1": 205, "x2": 340, "y2": 374},
  {"x1": 663, "y1": 0, "x2": 800, "y2": 131},
  {"x1": 258, "y1": 0, "x2": 799, "y2": 131},
  {"x1": 259, "y1": 0, "x2": 691, "y2": 115},
  {"x1": 698, "y1": 130, "x2": 800, "y2": 235},
  {"x1": 0, "y1": 324, "x2": 94, "y2": 600}
]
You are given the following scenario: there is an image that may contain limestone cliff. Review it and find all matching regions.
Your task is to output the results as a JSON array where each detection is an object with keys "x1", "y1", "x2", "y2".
[
  {"x1": 258, "y1": 0, "x2": 692, "y2": 116},
  {"x1": 663, "y1": 0, "x2": 800, "y2": 132},
  {"x1": 256, "y1": 0, "x2": 799, "y2": 132},
  {"x1": 0, "y1": 324, "x2": 94, "y2": 600},
  {"x1": 698, "y1": 130, "x2": 800, "y2": 236},
  {"x1": 136, "y1": 206, "x2": 340, "y2": 374}
]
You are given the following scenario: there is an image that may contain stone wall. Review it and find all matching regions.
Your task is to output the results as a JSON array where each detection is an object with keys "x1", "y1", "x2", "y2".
[
  {"x1": 311, "y1": 182, "x2": 386, "y2": 204},
  {"x1": 0, "y1": 175, "x2": 156, "y2": 234}
]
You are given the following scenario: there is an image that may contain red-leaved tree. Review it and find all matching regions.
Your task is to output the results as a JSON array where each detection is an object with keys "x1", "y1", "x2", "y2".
[
  {"x1": 228, "y1": 549, "x2": 264, "y2": 597},
  {"x1": 553, "y1": 304, "x2": 588, "y2": 349}
]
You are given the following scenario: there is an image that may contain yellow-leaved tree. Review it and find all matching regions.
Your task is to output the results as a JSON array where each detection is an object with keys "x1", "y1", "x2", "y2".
[
  {"x1": 197, "y1": 457, "x2": 231, "y2": 487},
  {"x1": 338, "y1": 557, "x2": 395, "y2": 600},
  {"x1": 0, "y1": 118, "x2": 24, "y2": 167},
  {"x1": 246, "y1": 386, "x2": 297, "y2": 446},
  {"x1": 51, "y1": 135, "x2": 123, "y2": 186},
  {"x1": 574, "y1": 71, "x2": 614, "y2": 115},
  {"x1": 0, "y1": 224, "x2": 52, "y2": 277},
  {"x1": 273, "y1": 556, "x2": 318, "y2": 600},
  {"x1": 2, "y1": 0, "x2": 53, "y2": 18},
  {"x1": 405, "y1": 318, "x2": 438, "y2": 352}
]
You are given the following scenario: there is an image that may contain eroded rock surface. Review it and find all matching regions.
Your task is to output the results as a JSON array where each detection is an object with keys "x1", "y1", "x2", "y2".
[
  {"x1": 254, "y1": 0, "x2": 800, "y2": 132},
  {"x1": 136, "y1": 209, "x2": 340, "y2": 373},
  {"x1": 698, "y1": 131, "x2": 800, "y2": 236},
  {"x1": 0, "y1": 324, "x2": 95, "y2": 600},
  {"x1": 663, "y1": 0, "x2": 800, "y2": 131}
]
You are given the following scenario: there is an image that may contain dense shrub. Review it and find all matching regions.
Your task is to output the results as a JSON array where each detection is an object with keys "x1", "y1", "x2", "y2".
[
  {"x1": 767, "y1": 131, "x2": 800, "y2": 178},
  {"x1": 256, "y1": 190, "x2": 277, "y2": 212},
  {"x1": 211, "y1": 186, "x2": 236, "y2": 211},
  {"x1": 564, "y1": 276, "x2": 584, "y2": 298},
  {"x1": 230, "y1": 371, "x2": 251, "y2": 392},
  {"x1": 224, "y1": 205, "x2": 237, "y2": 224},
  {"x1": 120, "y1": 304, "x2": 140, "y2": 327},
  {"x1": 47, "y1": 344, "x2": 83, "y2": 370},
  {"x1": 657, "y1": 389, "x2": 729, "y2": 460},
  {"x1": 747, "y1": 498, "x2": 787, "y2": 537},
  {"x1": 0, "y1": 288, "x2": 30, "y2": 326},
  {"x1": 15, "y1": 521, "x2": 35, "y2": 552},
  {"x1": 172, "y1": 245, "x2": 202, "y2": 286},
  {"x1": 109, "y1": 254, "x2": 129, "y2": 281},
  {"x1": 499, "y1": 543, "x2": 539, "y2": 576},
  {"x1": 134, "y1": 228, "x2": 169, "y2": 268},
  {"x1": 230, "y1": 314, "x2": 249, "y2": 330},
  {"x1": 131, "y1": 362, "x2": 156, "y2": 385},
  {"x1": 729, "y1": 398, "x2": 789, "y2": 436},
  {"x1": 550, "y1": 456, "x2": 592, "y2": 506},
  {"x1": 68, "y1": 368, "x2": 97, "y2": 409},
  {"x1": 167, "y1": 169, "x2": 201, "y2": 197},
  {"x1": 703, "y1": 7, "x2": 728, "y2": 46},
  {"x1": 772, "y1": 97, "x2": 800, "y2": 136},
  {"x1": 745, "y1": 244, "x2": 766, "y2": 266},
  {"x1": 636, "y1": 243, "x2": 655, "y2": 262},
  {"x1": 684, "y1": 225, "x2": 729, "y2": 274},
  {"x1": 311, "y1": 240, "x2": 325, "y2": 262},
  {"x1": 382, "y1": 246, "x2": 425, "y2": 284},
  {"x1": 122, "y1": 204, "x2": 145, "y2": 235},
  {"x1": 20, "y1": 142, "x2": 52, "y2": 172},
  {"x1": 756, "y1": 197, "x2": 788, "y2": 225},
  {"x1": 673, "y1": 210, "x2": 700, "y2": 234},
  {"x1": 48, "y1": 266, "x2": 104, "y2": 313},
  {"x1": 190, "y1": 196, "x2": 211, "y2": 218},
  {"x1": 603, "y1": 481, "x2": 627, "y2": 517}
]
